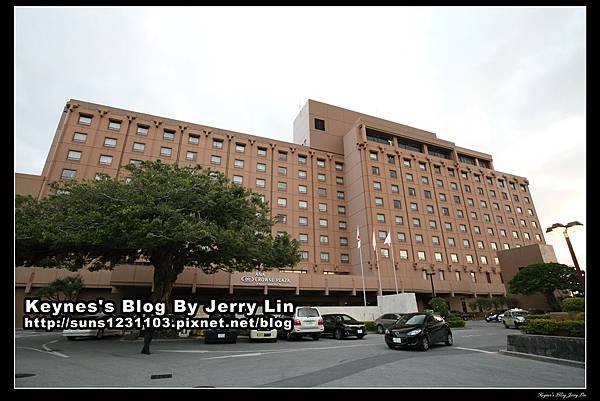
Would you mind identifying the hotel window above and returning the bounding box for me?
[412,218,420,227]
[317,158,326,168]
[439,193,447,202]
[160,147,172,157]
[188,135,199,144]
[78,114,92,125]
[403,159,411,168]
[341,254,350,263]
[186,151,197,161]
[524,232,530,240]
[470,272,477,282]
[395,216,404,225]
[510,182,516,190]
[336,176,344,185]
[381,248,390,258]
[486,272,492,283]
[61,169,77,180]
[234,159,244,168]
[524,196,530,204]
[408,187,416,196]
[466,255,474,264]
[375,197,384,207]
[277,181,287,191]
[278,151,287,161]
[513,194,520,202]
[426,205,434,214]
[278,166,287,176]
[463,239,470,248]
[508,217,515,225]
[256,178,266,188]
[444,222,452,231]
[136,125,149,136]
[520,219,527,227]
[387,154,396,164]
[432,236,440,245]
[108,120,121,130]
[454,271,461,281]
[487,228,494,236]
[389,170,397,179]
[531,221,538,228]
[474,175,481,183]
[512,231,519,239]
[233,176,244,185]
[467,198,474,206]
[490,242,498,250]
[484,214,491,222]
[477,187,484,195]
[424,190,432,199]
[298,154,307,164]
[318,203,327,212]
[235,143,246,153]
[421,176,429,185]
[298,200,308,209]
[535,234,542,241]
[256,163,267,172]
[318,173,326,181]
[298,170,307,179]
[372,166,380,175]
[415,234,423,243]
[434,165,441,174]
[493,203,499,210]
[399,250,409,260]
[477,240,484,249]
[340,237,349,246]
[339,221,347,230]
[73,132,87,142]
[133,142,145,152]
[470,211,477,220]
[397,232,406,242]
[459,224,467,233]
[300,251,309,261]
[418,252,426,261]
[520,184,527,192]
[480,200,488,208]
[373,181,382,190]
[450,182,458,190]
[130,159,142,168]
[257,147,267,157]
[527,209,534,216]
[502,192,509,200]
[299,185,308,194]
[377,214,386,223]
[500,229,507,237]
[480,256,488,265]
[320,235,329,245]
[379,230,387,240]
[494,257,500,265]
[210,155,221,165]
[429,220,437,229]
[405,173,413,181]
[335,205,345,215]
[434,252,443,262]
[498,179,505,188]
[447,237,455,246]
[369,151,378,161]
[442,207,450,216]
[453,195,461,204]
[335,162,344,171]
[319,219,328,228]
[67,150,82,161]
[318,188,326,196]
[436,179,444,188]
[315,118,325,131]
[163,130,175,141]
[99,155,113,165]
[299,216,308,226]
[517,207,523,214]
[464,184,471,193]
[212,139,223,149]
[447,168,455,177]
[486,177,493,185]
[450,254,459,263]
[461,171,468,180]
[410,202,418,211]
[419,162,427,171]
[489,189,496,197]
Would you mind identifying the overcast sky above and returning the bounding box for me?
[14,6,586,269]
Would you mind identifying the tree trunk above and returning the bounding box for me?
[545,292,562,311]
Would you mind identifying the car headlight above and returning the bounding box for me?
[385,329,390,334]
[516,317,525,321]
[407,329,422,336]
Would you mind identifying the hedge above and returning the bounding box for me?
[364,321,378,333]
[522,319,584,337]
[562,297,585,312]
[447,316,466,328]
[526,314,552,321]
[575,312,585,321]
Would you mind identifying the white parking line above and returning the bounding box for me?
[16,346,70,359]
[157,342,379,356]
[41,339,70,358]
[454,346,497,354]
[203,352,264,360]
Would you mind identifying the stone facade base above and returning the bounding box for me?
[507,334,585,362]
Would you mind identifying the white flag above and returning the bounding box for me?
[384,230,392,246]
[372,231,377,251]
[356,226,361,248]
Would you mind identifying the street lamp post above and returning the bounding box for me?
[425,271,437,298]
[546,221,585,290]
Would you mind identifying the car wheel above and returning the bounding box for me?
[334,328,344,340]
[445,332,453,346]
[377,325,385,334]
[96,329,104,339]
[503,322,509,328]
[357,334,365,339]
[420,336,429,351]
[67,336,76,341]
[286,332,295,341]
[312,334,320,341]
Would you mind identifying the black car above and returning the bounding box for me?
[322,314,367,340]
[384,312,453,351]
[203,313,238,344]
[485,311,505,322]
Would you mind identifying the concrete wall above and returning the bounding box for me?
[317,293,418,321]
[507,334,585,362]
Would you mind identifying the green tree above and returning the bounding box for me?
[35,275,84,301]
[427,297,449,318]
[16,161,301,305]
[508,263,582,311]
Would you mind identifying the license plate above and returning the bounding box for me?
[357,330,363,334]
[393,338,402,343]
[257,332,264,337]
[217,333,225,339]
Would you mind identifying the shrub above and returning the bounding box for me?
[522,319,584,337]
[561,297,585,312]
[575,312,585,321]
[446,316,466,328]
[427,297,449,318]
[526,314,552,321]
[364,321,377,333]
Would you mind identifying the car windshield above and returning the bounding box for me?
[339,315,356,321]
[512,311,528,317]
[398,314,427,325]
[297,308,320,317]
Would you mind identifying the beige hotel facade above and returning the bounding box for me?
[15,99,549,323]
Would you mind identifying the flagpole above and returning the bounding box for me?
[358,245,367,308]
[373,232,383,297]
[389,234,399,295]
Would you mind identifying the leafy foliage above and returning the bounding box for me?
[427,297,449,318]
[561,297,585,312]
[522,319,584,337]
[469,296,519,312]
[35,275,84,301]
[16,161,301,302]
[446,316,466,328]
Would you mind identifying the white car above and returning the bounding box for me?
[281,306,324,341]
[63,314,123,340]
[501,308,529,329]
[249,328,277,342]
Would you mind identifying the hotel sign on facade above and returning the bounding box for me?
[232,271,299,288]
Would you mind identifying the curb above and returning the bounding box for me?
[498,349,585,368]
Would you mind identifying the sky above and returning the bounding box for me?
[14,6,586,270]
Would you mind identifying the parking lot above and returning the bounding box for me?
[15,320,585,388]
